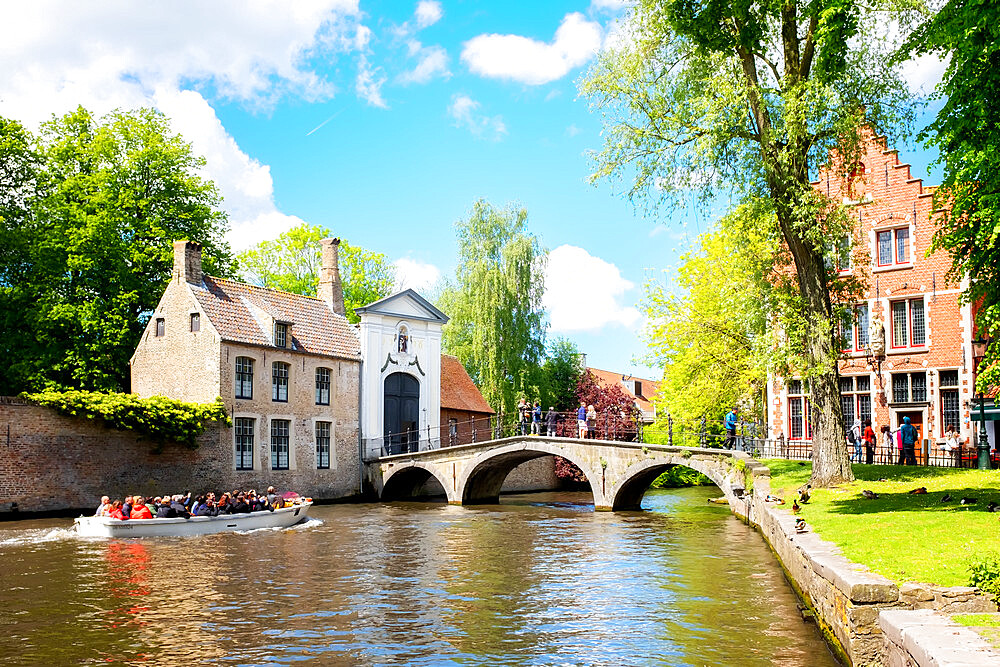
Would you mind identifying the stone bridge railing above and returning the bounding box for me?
[365,436,768,512]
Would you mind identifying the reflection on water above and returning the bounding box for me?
[0,488,838,666]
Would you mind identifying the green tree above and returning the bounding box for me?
[644,204,779,427]
[907,0,1000,391]
[582,0,917,485]
[0,107,234,394]
[237,222,396,323]
[539,337,584,411]
[439,199,547,416]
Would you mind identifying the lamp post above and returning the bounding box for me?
[972,335,991,470]
[977,392,991,470]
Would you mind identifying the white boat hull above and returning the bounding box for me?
[74,502,312,538]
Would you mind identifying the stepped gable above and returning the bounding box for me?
[441,355,495,414]
[193,276,360,359]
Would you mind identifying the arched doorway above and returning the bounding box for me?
[384,372,420,455]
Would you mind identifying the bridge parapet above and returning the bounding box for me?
[367,436,768,512]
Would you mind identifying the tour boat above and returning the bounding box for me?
[74,502,312,538]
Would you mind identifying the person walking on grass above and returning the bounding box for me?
[900,417,918,466]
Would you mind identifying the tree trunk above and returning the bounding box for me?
[783,224,854,486]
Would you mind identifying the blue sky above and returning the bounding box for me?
[1,0,947,380]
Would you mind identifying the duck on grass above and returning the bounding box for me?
[764,460,1000,593]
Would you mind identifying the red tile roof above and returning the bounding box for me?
[587,367,660,414]
[441,355,495,414]
[192,276,360,359]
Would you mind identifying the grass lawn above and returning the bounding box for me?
[763,460,1000,587]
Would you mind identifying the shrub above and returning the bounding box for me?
[968,552,1000,597]
[651,466,712,488]
[22,389,230,451]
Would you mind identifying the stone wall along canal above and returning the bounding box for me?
[0,487,839,665]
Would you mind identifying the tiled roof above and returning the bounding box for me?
[587,367,660,414]
[192,276,360,359]
[441,354,495,414]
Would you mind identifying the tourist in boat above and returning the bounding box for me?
[231,495,251,514]
[96,496,110,516]
[109,500,127,520]
[170,495,191,518]
[155,498,176,518]
[267,486,280,508]
[121,495,133,518]
[130,498,153,519]
[192,495,212,516]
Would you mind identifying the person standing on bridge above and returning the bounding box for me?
[577,402,588,439]
[517,397,530,436]
[532,401,542,435]
[724,406,740,449]
[545,406,558,436]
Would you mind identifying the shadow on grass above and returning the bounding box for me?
[820,488,1000,515]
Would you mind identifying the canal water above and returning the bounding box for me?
[0,487,838,666]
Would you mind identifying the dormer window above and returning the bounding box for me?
[275,322,288,348]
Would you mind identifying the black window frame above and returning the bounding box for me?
[234,417,255,470]
[270,419,290,470]
[315,421,331,469]
[316,367,331,405]
[272,361,289,402]
[235,357,254,400]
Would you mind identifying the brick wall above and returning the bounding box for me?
[0,402,361,515]
[769,136,976,448]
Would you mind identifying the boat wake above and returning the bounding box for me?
[0,526,84,548]
[234,517,323,535]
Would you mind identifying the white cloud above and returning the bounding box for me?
[447,94,506,140]
[398,42,450,84]
[899,53,948,96]
[461,12,602,85]
[0,0,366,249]
[414,0,443,29]
[565,124,581,137]
[356,54,388,107]
[544,245,640,332]
[394,258,442,292]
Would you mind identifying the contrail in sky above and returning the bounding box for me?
[306,109,344,136]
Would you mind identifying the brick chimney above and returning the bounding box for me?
[318,237,345,316]
[173,240,202,285]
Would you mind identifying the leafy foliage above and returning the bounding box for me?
[438,199,547,416]
[23,389,230,450]
[581,0,919,484]
[650,466,712,488]
[576,370,642,440]
[968,552,1000,598]
[0,107,234,394]
[539,337,584,410]
[907,0,1000,392]
[236,222,396,323]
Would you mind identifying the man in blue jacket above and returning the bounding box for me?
[900,416,918,465]
[724,407,740,449]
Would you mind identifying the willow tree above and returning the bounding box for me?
[583,0,917,485]
[438,200,547,416]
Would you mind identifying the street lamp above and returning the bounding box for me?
[971,334,991,470]
[976,391,991,470]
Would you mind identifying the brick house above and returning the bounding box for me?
[587,367,660,425]
[766,136,985,459]
[130,239,363,496]
[440,354,495,446]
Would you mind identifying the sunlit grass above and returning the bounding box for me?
[764,460,1000,586]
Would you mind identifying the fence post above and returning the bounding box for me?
[700,416,707,448]
[668,414,673,447]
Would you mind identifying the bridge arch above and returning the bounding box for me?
[457,441,604,506]
[381,462,453,502]
[608,456,729,511]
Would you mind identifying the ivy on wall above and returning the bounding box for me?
[22,390,230,450]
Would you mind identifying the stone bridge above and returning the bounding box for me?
[366,436,765,512]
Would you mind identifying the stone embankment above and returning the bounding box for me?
[739,464,998,667]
